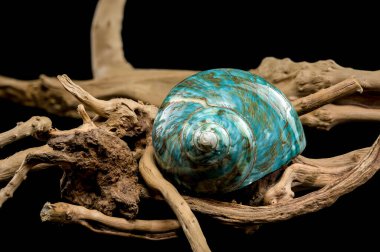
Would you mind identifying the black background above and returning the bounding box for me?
[0,1,379,251]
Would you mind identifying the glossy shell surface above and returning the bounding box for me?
[152,69,306,194]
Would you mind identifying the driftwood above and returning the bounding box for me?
[0,74,377,250]
[40,202,180,240]
[1,61,379,129]
[0,1,379,251]
[1,1,380,130]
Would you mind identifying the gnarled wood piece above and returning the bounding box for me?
[0,1,379,250]
[184,135,380,225]
[301,104,380,130]
[263,147,370,204]
[0,116,51,148]
[252,57,380,98]
[0,0,378,131]
[292,78,362,116]
[0,101,149,218]
[41,202,180,240]
[140,146,211,252]
[0,149,73,207]
[0,145,53,181]
[1,66,378,131]
[56,75,157,158]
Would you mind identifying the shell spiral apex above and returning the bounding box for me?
[152,69,306,194]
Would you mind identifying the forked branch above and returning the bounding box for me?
[185,135,380,225]
[0,150,74,207]
[0,145,53,181]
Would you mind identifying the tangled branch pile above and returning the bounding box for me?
[0,1,379,251]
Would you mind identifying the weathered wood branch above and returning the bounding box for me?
[292,78,362,116]
[263,162,350,205]
[91,0,133,78]
[0,160,32,207]
[1,63,379,130]
[184,135,380,225]
[335,93,380,108]
[0,150,74,207]
[295,148,369,168]
[0,145,53,181]
[252,57,380,98]
[0,1,379,250]
[41,202,180,240]
[0,71,194,115]
[0,116,51,148]
[57,74,158,121]
[140,146,211,252]
[300,104,380,130]
[0,0,379,132]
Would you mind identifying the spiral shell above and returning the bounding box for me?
[152,69,306,194]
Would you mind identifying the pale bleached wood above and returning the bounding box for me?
[91,0,133,78]
[0,145,53,181]
[0,1,379,250]
[0,116,51,148]
[40,202,180,239]
[0,160,32,207]
[261,147,369,204]
[184,136,380,225]
[292,78,362,116]
[0,0,378,131]
[139,146,211,252]
[252,57,380,98]
[301,104,380,130]
[0,150,74,207]
[57,74,158,120]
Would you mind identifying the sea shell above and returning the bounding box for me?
[152,69,306,194]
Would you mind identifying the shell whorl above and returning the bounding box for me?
[183,121,230,164]
[195,129,218,151]
[152,69,306,194]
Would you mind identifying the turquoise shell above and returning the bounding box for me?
[152,69,306,194]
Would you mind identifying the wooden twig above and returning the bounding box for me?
[0,71,193,117]
[78,220,178,240]
[57,74,111,117]
[77,104,96,126]
[0,116,52,148]
[57,74,158,121]
[294,148,369,168]
[301,104,380,130]
[0,160,33,207]
[0,145,53,182]
[292,78,363,116]
[335,93,380,108]
[184,135,380,225]
[139,146,211,252]
[0,150,74,207]
[0,75,85,117]
[0,1,379,133]
[41,202,180,239]
[263,162,350,205]
[2,63,377,130]
[252,57,380,98]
